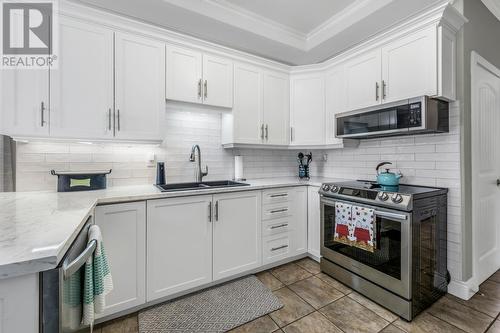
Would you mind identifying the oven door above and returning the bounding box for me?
[320,197,411,299]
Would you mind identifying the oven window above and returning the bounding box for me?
[323,204,402,280]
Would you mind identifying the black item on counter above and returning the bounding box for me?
[51,169,111,192]
[298,152,312,179]
[156,162,166,185]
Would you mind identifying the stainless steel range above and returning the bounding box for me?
[319,180,449,320]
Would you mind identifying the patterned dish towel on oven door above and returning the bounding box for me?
[352,205,376,252]
[334,202,355,245]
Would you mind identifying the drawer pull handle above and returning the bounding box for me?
[270,208,288,214]
[270,193,288,198]
[271,245,288,251]
[270,223,288,230]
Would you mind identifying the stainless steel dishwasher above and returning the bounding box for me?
[40,216,97,332]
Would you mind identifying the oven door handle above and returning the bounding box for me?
[374,210,408,221]
[62,239,97,279]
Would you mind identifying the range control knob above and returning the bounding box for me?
[322,184,331,192]
[378,192,389,201]
[330,186,339,193]
[392,194,404,204]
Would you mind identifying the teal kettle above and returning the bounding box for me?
[376,162,402,186]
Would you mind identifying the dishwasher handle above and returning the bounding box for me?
[62,239,97,279]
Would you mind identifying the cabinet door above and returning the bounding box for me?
[291,187,308,255]
[344,49,382,111]
[95,202,146,317]
[233,63,263,144]
[307,186,321,259]
[166,45,202,104]
[202,55,233,108]
[2,69,49,137]
[146,196,212,301]
[381,26,437,103]
[325,66,346,145]
[213,191,261,280]
[290,74,325,145]
[50,18,114,139]
[115,32,166,141]
[263,71,290,145]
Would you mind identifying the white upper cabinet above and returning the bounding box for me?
[166,46,202,104]
[290,73,326,146]
[263,71,290,145]
[344,49,382,111]
[166,45,233,108]
[114,32,166,141]
[213,191,262,280]
[50,18,114,139]
[202,55,233,108]
[381,26,437,103]
[1,70,49,137]
[325,65,346,145]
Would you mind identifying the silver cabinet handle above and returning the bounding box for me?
[265,124,268,140]
[62,239,97,279]
[270,193,288,198]
[497,179,500,186]
[198,79,202,99]
[270,223,288,230]
[290,127,294,142]
[204,80,207,98]
[270,208,288,214]
[261,124,264,140]
[208,202,212,222]
[382,80,387,99]
[271,244,288,252]
[375,82,380,101]
[215,201,219,221]
[107,108,112,131]
[116,109,121,131]
[40,101,46,127]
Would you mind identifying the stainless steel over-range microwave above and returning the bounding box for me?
[335,96,449,139]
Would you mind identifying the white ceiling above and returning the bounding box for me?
[72,0,449,65]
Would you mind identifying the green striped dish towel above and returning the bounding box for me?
[82,225,113,327]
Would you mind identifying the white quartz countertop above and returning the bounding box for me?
[0,177,344,279]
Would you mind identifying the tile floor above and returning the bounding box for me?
[95,259,500,333]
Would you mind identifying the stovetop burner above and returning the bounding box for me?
[319,180,447,211]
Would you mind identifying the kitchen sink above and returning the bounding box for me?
[156,180,249,192]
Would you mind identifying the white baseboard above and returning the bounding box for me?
[448,278,478,300]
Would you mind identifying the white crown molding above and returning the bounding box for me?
[305,0,394,50]
[482,0,500,21]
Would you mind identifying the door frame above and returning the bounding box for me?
[471,51,500,289]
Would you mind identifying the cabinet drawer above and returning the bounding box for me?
[263,216,292,236]
[262,188,293,205]
[263,234,291,265]
[262,202,292,221]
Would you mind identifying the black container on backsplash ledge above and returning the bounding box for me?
[297,152,312,179]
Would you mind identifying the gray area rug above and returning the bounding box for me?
[138,275,283,333]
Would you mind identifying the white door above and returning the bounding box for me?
[213,191,261,280]
[381,26,437,103]
[290,74,325,145]
[307,186,321,260]
[344,49,382,111]
[233,63,263,144]
[202,55,233,108]
[263,71,290,145]
[291,187,308,255]
[50,18,114,139]
[166,45,202,104]
[115,32,166,141]
[146,196,213,301]
[1,70,49,137]
[95,202,146,317]
[472,52,500,286]
[325,65,346,144]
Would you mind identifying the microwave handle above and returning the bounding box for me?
[62,239,97,279]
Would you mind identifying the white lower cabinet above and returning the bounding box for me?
[291,187,308,255]
[95,202,146,318]
[213,191,262,280]
[0,274,38,333]
[146,196,213,301]
[307,186,321,260]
